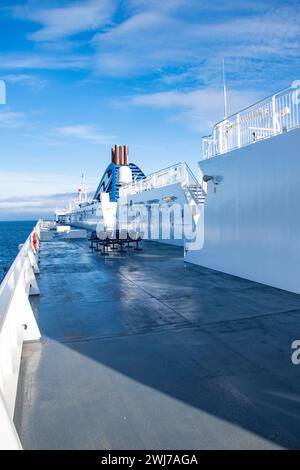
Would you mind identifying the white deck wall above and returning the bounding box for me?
[186,127,300,294]
[120,183,186,246]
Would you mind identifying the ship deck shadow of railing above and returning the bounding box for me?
[33,238,300,450]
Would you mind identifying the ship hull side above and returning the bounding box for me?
[186,127,300,294]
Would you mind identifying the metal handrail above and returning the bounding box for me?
[183,162,202,188]
[120,162,184,196]
[203,81,300,159]
[0,224,36,326]
[120,162,205,203]
[137,162,183,179]
[0,222,41,449]
[120,161,204,198]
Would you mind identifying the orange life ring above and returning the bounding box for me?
[32,232,38,251]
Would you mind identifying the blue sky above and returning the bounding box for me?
[0,0,300,219]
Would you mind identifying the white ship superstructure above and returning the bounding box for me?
[56,82,300,294]
[55,145,145,231]
[2,81,300,450]
[119,82,300,294]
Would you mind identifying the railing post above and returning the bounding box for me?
[219,124,223,154]
[272,95,278,134]
[202,138,206,159]
[237,113,241,148]
[28,247,40,275]
[18,282,41,342]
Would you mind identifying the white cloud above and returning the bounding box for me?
[1,74,47,88]
[0,53,89,71]
[0,192,74,219]
[15,0,116,42]
[188,7,300,57]
[0,111,26,127]
[129,87,262,132]
[91,1,300,78]
[0,171,99,218]
[126,0,268,16]
[4,0,300,86]
[93,12,190,76]
[1,0,299,141]
[0,171,98,198]
[55,124,115,144]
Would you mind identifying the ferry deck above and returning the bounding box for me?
[13,237,300,449]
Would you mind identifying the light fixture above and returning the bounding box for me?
[147,199,160,204]
[203,175,214,182]
[162,196,178,203]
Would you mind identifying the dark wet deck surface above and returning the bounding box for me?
[14,239,300,449]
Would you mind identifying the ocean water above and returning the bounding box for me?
[0,221,36,281]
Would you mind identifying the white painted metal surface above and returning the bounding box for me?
[203,81,300,159]
[62,229,87,239]
[118,165,132,186]
[57,225,71,233]
[0,223,41,449]
[120,163,182,196]
[118,163,205,249]
[187,126,300,294]
[120,162,204,201]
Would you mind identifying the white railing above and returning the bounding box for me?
[39,220,55,231]
[203,81,300,159]
[0,222,41,450]
[120,162,203,198]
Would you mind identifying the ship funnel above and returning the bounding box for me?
[111,144,129,165]
[120,145,125,165]
[115,144,120,165]
[124,145,129,165]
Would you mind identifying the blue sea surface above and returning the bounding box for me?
[0,221,36,282]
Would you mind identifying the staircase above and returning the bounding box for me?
[180,163,205,252]
[186,184,206,205]
[181,163,206,206]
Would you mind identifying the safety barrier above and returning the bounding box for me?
[0,222,41,449]
[203,81,300,158]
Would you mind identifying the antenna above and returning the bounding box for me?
[78,173,87,204]
[223,58,228,119]
[82,173,87,202]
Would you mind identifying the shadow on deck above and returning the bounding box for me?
[14,239,300,449]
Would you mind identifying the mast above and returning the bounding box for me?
[223,58,228,120]
[78,173,87,203]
